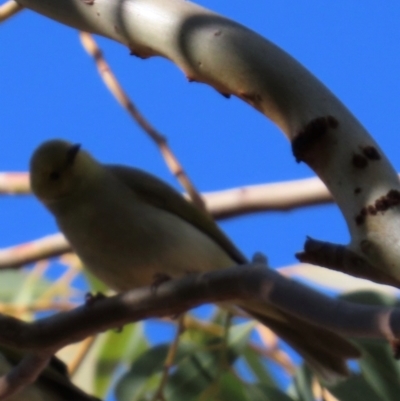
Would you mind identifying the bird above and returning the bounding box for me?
[29,139,360,383]
[0,346,100,401]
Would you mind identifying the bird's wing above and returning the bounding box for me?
[106,165,247,264]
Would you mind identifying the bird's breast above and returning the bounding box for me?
[55,192,234,292]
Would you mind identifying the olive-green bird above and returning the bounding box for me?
[0,346,100,401]
[29,139,360,383]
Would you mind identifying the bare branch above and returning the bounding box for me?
[296,237,400,288]
[202,177,332,218]
[68,336,96,375]
[0,233,70,269]
[0,0,23,23]
[151,315,185,401]
[79,32,206,211]
[0,352,51,400]
[0,173,30,195]
[0,264,399,355]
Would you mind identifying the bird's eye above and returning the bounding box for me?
[49,171,61,181]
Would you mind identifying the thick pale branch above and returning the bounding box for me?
[14,0,400,285]
[0,265,399,355]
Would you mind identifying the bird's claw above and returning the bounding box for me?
[85,292,107,306]
[151,273,172,293]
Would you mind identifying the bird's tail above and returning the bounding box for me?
[240,303,360,384]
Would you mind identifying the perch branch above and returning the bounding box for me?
[151,315,185,401]
[0,264,398,353]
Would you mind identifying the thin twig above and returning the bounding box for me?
[37,258,81,302]
[0,173,29,194]
[79,32,206,211]
[0,233,70,269]
[218,312,232,375]
[0,301,76,315]
[68,336,97,375]
[0,0,23,23]
[249,343,295,375]
[0,353,51,400]
[151,315,185,401]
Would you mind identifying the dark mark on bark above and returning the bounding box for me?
[354,187,362,194]
[375,189,400,212]
[362,145,381,161]
[352,154,368,169]
[355,207,367,225]
[354,189,400,225]
[355,214,365,226]
[292,115,338,163]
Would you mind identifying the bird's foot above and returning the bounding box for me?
[151,273,172,293]
[85,292,107,306]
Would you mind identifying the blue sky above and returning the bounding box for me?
[1,0,400,390]
[2,1,399,269]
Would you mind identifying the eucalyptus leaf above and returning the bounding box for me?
[246,383,296,401]
[94,322,148,398]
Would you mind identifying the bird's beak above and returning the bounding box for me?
[66,143,81,165]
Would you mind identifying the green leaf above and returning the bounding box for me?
[116,321,254,401]
[116,342,198,401]
[356,338,400,401]
[246,383,296,401]
[83,269,109,293]
[340,290,398,307]
[291,365,315,401]
[329,374,383,401]
[228,322,255,353]
[0,270,52,303]
[339,290,400,401]
[94,322,148,398]
[213,372,249,401]
[165,322,254,401]
[242,346,276,386]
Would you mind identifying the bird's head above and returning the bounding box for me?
[29,139,99,203]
